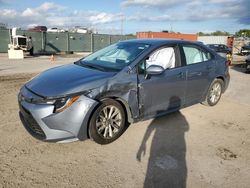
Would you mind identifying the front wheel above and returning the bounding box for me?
[202,79,223,106]
[88,99,126,144]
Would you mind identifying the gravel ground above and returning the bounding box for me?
[0,53,82,76]
[0,55,250,188]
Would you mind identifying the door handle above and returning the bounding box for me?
[188,71,202,77]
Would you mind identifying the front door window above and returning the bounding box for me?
[146,47,176,69]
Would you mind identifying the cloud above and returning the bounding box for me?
[89,12,121,24]
[122,0,249,26]
[0,0,249,34]
[208,0,238,3]
[127,14,173,22]
[20,2,66,18]
[0,2,121,30]
[37,2,65,12]
[21,8,40,17]
[0,9,17,18]
[122,0,188,8]
[185,0,246,22]
[237,0,250,24]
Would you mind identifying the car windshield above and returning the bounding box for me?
[79,42,150,72]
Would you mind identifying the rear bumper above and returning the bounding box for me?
[18,88,98,142]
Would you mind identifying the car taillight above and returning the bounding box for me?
[225,60,231,66]
[226,53,232,66]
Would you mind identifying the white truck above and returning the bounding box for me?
[8,28,33,59]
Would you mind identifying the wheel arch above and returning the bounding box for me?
[201,76,225,103]
[215,76,226,92]
[100,97,134,124]
[201,77,224,106]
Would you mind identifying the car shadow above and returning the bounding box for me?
[137,98,189,188]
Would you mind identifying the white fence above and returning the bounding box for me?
[198,36,228,45]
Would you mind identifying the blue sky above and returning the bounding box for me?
[0,0,249,34]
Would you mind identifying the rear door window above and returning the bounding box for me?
[183,45,212,65]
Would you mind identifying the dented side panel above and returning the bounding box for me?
[89,69,140,122]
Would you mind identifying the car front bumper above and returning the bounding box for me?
[18,86,98,143]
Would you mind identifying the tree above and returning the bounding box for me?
[211,30,230,36]
[197,30,230,36]
[197,32,209,36]
[235,29,250,38]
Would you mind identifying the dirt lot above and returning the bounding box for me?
[0,55,250,188]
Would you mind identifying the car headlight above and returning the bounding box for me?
[53,96,80,113]
[31,91,91,113]
[33,95,80,113]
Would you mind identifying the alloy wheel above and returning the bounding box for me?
[96,105,122,139]
[209,82,222,104]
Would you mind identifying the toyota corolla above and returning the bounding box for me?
[18,39,230,144]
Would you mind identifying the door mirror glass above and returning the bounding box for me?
[146,65,164,75]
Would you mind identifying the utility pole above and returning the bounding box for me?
[120,13,124,35]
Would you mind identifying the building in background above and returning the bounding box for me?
[136,31,198,41]
[69,26,97,34]
[198,36,228,45]
[28,26,47,32]
[198,36,235,53]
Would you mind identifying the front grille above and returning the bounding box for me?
[19,105,46,140]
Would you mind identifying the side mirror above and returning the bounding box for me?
[146,65,164,75]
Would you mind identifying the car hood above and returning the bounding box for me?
[25,64,115,98]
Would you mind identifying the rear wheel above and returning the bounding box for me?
[89,99,126,144]
[202,79,223,106]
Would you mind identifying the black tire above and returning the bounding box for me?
[88,99,126,144]
[202,79,223,106]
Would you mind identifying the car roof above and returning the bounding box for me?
[120,38,200,46]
